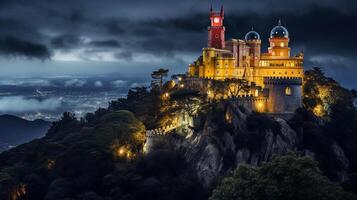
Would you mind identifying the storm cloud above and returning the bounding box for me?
[0,36,50,59]
[0,0,356,87]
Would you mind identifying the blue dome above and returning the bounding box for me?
[245,30,260,40]
[270,21,289,38]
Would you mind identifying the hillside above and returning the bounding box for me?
[0,115,51,152]
[0,68,356,200]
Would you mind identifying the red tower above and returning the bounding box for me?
[208,5,225,49]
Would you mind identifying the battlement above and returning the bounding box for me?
[263,77,302,85]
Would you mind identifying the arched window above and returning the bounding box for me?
[285,87,292,96]
[254,89,259,97]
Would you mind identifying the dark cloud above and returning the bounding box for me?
[51,34,83,49]
[0,0,356,87]
[105,19,126,35]
[0,36,50,59]
[89,39,121,48]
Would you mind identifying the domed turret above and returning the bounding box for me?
[268,20,291,58]
[270,20,289,38]
[245,28,261,67]
[245,29,260,41]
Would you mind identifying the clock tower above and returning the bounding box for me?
[208,6,225,49]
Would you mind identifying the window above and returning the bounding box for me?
[215,34,219,38]
[280,42,284,47]
[255,89,259,97]
[280,52,284,56]
[285,87,292,96]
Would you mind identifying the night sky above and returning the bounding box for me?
[0,0,356,88]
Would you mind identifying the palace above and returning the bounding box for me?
[186,6,304,114]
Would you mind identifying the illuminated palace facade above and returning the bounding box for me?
[187,6,304,113]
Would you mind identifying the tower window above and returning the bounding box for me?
[280,52,284,56]
[215,34,219,38]
[280,42,284,47]
[285,87,292,96]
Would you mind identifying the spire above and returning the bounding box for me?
[251,27,254,31]
[220,5,224,16]
[278,19,282,26]
[210,5,213,13]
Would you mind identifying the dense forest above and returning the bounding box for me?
[0,68,357,200]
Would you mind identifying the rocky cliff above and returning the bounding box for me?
[160,101,352,187]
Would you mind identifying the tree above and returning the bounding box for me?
[210,153,357,200]
[303,67,352,117]
[170,89,205,116]
[209,79,227,100]
[225,78,250,98]
[108,87,160,128]
[151,68,169,90]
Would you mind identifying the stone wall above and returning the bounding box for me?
[264,77,302,113]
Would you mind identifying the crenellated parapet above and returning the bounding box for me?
[263,77,302,85]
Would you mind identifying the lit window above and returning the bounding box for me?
[214,17,220,23]
[280,52,284,56]
[255,89,259,97]
[285,87,292,96]
[280,42,284,47]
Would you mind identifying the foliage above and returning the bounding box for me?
[169,89,206,116]
[0,109,155,200]
[209,79,226,99]
[108,87,160,129]
[46,112,82,139]
[292,68,357,181]
[303,67,352,117]
[208,78,250,100]
[224,78,250,98]
[151,68,169,90]
[101,150,207,200]
[210,153,357,200]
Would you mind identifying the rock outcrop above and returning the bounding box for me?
[159,101,352,187]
